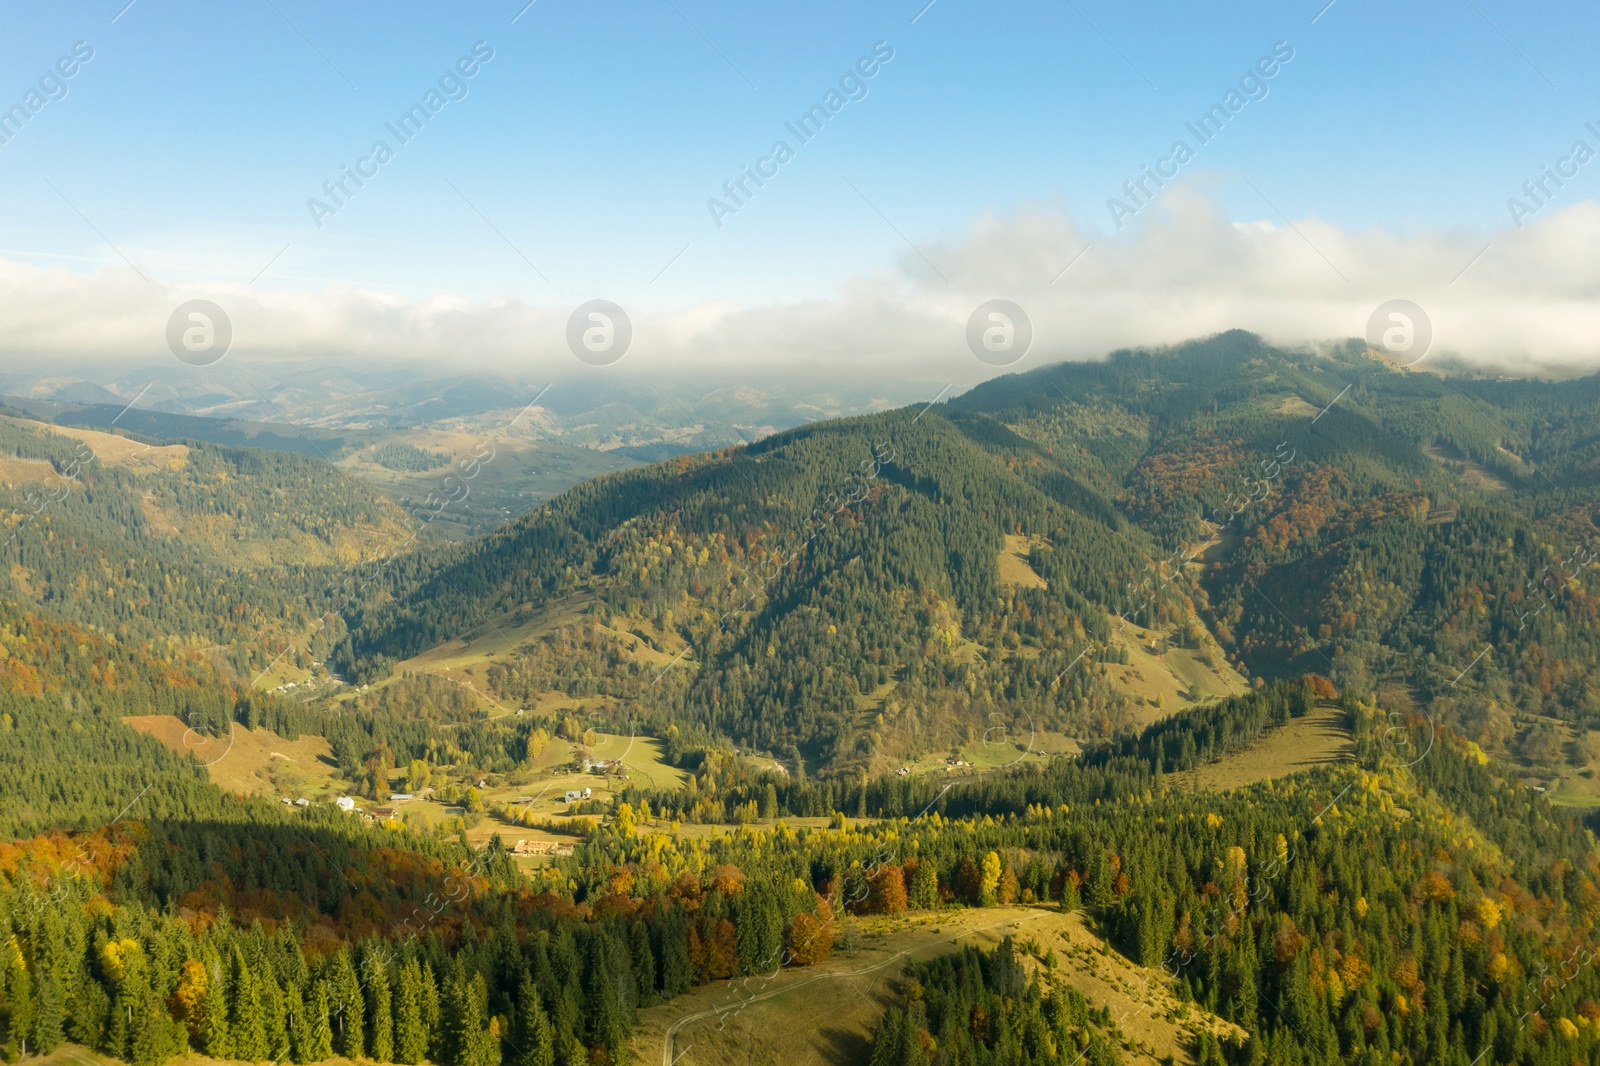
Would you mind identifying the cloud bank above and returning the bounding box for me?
[5,185,1599,379]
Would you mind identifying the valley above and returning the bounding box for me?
[6,333,1600,1066]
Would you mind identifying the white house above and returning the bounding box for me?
[335,796,356,812]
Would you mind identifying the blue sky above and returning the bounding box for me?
[0,0,1596,373]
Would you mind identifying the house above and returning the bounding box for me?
[388,793,415,802]
[371,807,397,819]
[512,839,574,857]
[294,798,310,807]
[561,788,593,803]
[335,796,356,812]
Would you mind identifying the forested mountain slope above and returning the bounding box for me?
[338,332,1600,776]
[0,411,413,680]
[6,327,1600,1066]
[333,409,1159,771]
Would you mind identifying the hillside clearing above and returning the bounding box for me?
[1168,704,1354,792]
[1104,615,1250,728]
[632,905,1240,1066]
[123,715,343,800]
[997,533,1049,588]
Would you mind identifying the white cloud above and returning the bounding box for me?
[4,184,1599,378]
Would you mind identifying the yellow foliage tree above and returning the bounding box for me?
[980,852,1002,906]
[172,959,209,1041]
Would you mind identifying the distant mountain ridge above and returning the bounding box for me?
[336,331,1600,775]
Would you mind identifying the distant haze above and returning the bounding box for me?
[4,190,1598,380]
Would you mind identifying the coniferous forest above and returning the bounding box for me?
[5,335,1600,1065]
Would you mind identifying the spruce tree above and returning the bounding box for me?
[329,950,366,1059]
[129,985,177,1066]
[583,941,627,1066]
[514,976,554,1066]
[2,937,36,1059]
[910,862,939,910]
[31,973,64,1054]
[629,924,656,1004]
[558,1032,588,1066]
[229,949,268,1061]
[202,959,233,1060]
[657,912,691,997]
[286,984,313,1065]
[394,959,428,1065]
[447,971,498,1066]
[69,964,110,1049]
[365,951,395,1063]
[421,963,442,1061]
[306,981,335,1062]
[127,986,159,1066]
[259,964,289,1063]
[867,1006,904,1066]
